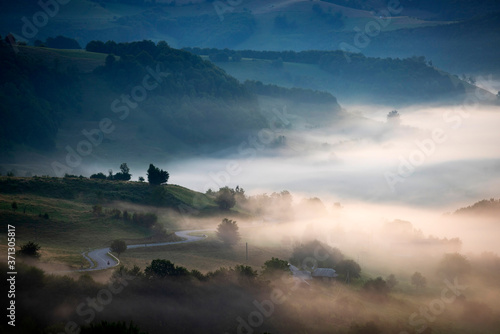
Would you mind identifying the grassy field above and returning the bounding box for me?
[17,45,107,73]
[0,176,218,268]
[119,230,292,273]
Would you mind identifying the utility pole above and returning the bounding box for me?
[246,242,248,261]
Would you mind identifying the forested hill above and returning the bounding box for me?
[186,48,468,104]
[0,39,261,154]
[0,40,81,151]
[0,39,342,158]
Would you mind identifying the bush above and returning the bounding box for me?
[290,240,344,270]
[90,172,107,180]
[262,257,289,276]
[18,241,41,258]
[336,259,361,279]
[132,212,158,228]
[216,218,241,246]
[363,277,389,295]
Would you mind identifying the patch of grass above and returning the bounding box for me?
[119,235,290,273]
[0,176,210,211]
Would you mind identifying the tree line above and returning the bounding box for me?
[89,163,169,185]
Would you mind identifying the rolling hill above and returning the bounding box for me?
[3,0,499,75]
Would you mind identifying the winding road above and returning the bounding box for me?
[78,229,211,272]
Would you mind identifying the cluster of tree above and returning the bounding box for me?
[289,240,362,279]
[91,163,132,181]
[243,80,338,104]
[34,35,81,49]
[453,198,500,216]
[110,239,127,257]
[88,39,250,99]
[147,164,169,186]
[87,39,265,145]
[0,36,81,151]
[318,53,465,101]
[242,190,293,220]
[90,163,169,185]
[92,205,158,228]
[183,47,335,64]
[186,46,467,102]
[205,186,245,211]
[7,248,500,334]
[382,219,463,253]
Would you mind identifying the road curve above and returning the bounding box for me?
[78,229,212,272]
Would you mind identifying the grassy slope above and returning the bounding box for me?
[119,230,291,273]
[208,56,336,93]
[0,176,217,267]
[16,46,109,73]
[1,0,452,49]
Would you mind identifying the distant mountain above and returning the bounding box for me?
[357,12,500,75]
[2,0,499,75]
[322,0,500,20]
[186,48,472,105]
[0,40,267,154]
[0,40,343,176]
[454,198,500,216]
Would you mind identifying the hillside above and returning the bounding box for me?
[188,48,472,105]
[454,198,500,216]
[3,0,499,75]
[0,175,218,266]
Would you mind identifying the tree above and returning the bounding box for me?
[437,253,471,279]
[235,265,258,280]
[411,271,427,289]
[262,257,289,276]
[336,259,361,279]
[11,201,17,212]
[147,164,169,185]
[290,240,344,270]
[138,176,145,182]
[110,239,127,257]
[216,218,241,246]
[386,274,398,290]
[215,187,236,210]
[387,110,401,125]
[144,259,190,279]
[105,54,116,68]
[90,172,107,180]
[114,163,131,181]
[232,53,242,62]
[19,241,41,258]
[363,277,389,295]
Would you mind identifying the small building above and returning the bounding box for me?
[312,268,338,281]
[289,264,311,287]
